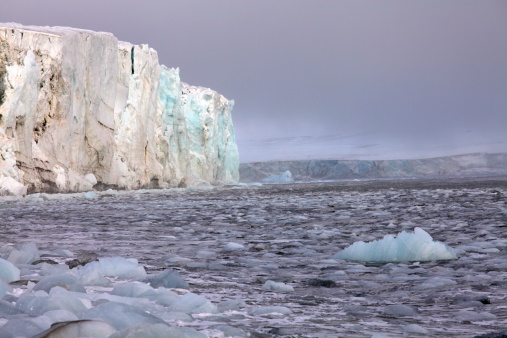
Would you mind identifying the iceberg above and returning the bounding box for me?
[333,227,457,262]
[0,23,239,195]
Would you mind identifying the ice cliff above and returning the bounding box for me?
[0,23,239,195]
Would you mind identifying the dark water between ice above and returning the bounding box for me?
[1,177,507,337]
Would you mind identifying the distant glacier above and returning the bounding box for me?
[240,152,507,183]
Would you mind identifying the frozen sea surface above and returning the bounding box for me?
[0,177,507,337]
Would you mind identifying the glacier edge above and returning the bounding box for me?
[0,23,239,195]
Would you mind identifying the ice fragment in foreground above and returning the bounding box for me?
[109,323,207,338]
[0,299,20,316]
[333,227,457,262]
[167,293,218,314]
[0,258,20,282]
[76,257,146,285]
[7,242,40,264]
[33,272,86,293]
[0,318,45,338]
[148,270,189,289]
[80,301,168,330]
[32,320,116,338]
[111,282,153,297]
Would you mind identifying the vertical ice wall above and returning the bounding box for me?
[0,23,239,195]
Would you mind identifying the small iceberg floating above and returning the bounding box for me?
[333,227,457,262]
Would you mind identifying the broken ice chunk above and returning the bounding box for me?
[7,242,40,264]
[0,317,45,338]
[413,277,457,290]
[82,191,97,199]
[80,301,168,330]
[33,272,86,293]
[0,280,11,299]
[401,324,429,335]
[109,323,206,338]
[48,287,89,315]
[222,242,245,251]
[111,282,153,297]
[42,309,79,323]
[76,257,146,285]
[248,306,293,315]
[16,292,60,315]
[32,320,116,338]
[0,299,22,316]
[0,258,20,282]
[333,227,457,262]
[167,293,218,314]
[262,280,294,292]
[383,304,419,316]
[148,270,189,290]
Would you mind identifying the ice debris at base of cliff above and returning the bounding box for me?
[333,227,457,262]
[0,23,239,195]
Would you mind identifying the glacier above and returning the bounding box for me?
[0,23,239,195]
[240,152,507,183]
[333,227,457,262]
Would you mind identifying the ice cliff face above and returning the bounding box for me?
[0,23,239,195]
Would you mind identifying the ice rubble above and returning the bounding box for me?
[0,23,239,196]
[0,241,297,337]
[333,227,457,262]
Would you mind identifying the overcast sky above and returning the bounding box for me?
[1,1,506,162]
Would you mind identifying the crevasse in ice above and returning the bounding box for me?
[333,227,457,262]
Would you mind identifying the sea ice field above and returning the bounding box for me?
[0,177,506,337]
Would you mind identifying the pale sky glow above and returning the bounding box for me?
[1,1,506,162]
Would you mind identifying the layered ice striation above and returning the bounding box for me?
[0,23,239,195]
[333,227,457,262]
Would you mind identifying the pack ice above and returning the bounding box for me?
[0,23,239,196]
[333,227,457,262]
